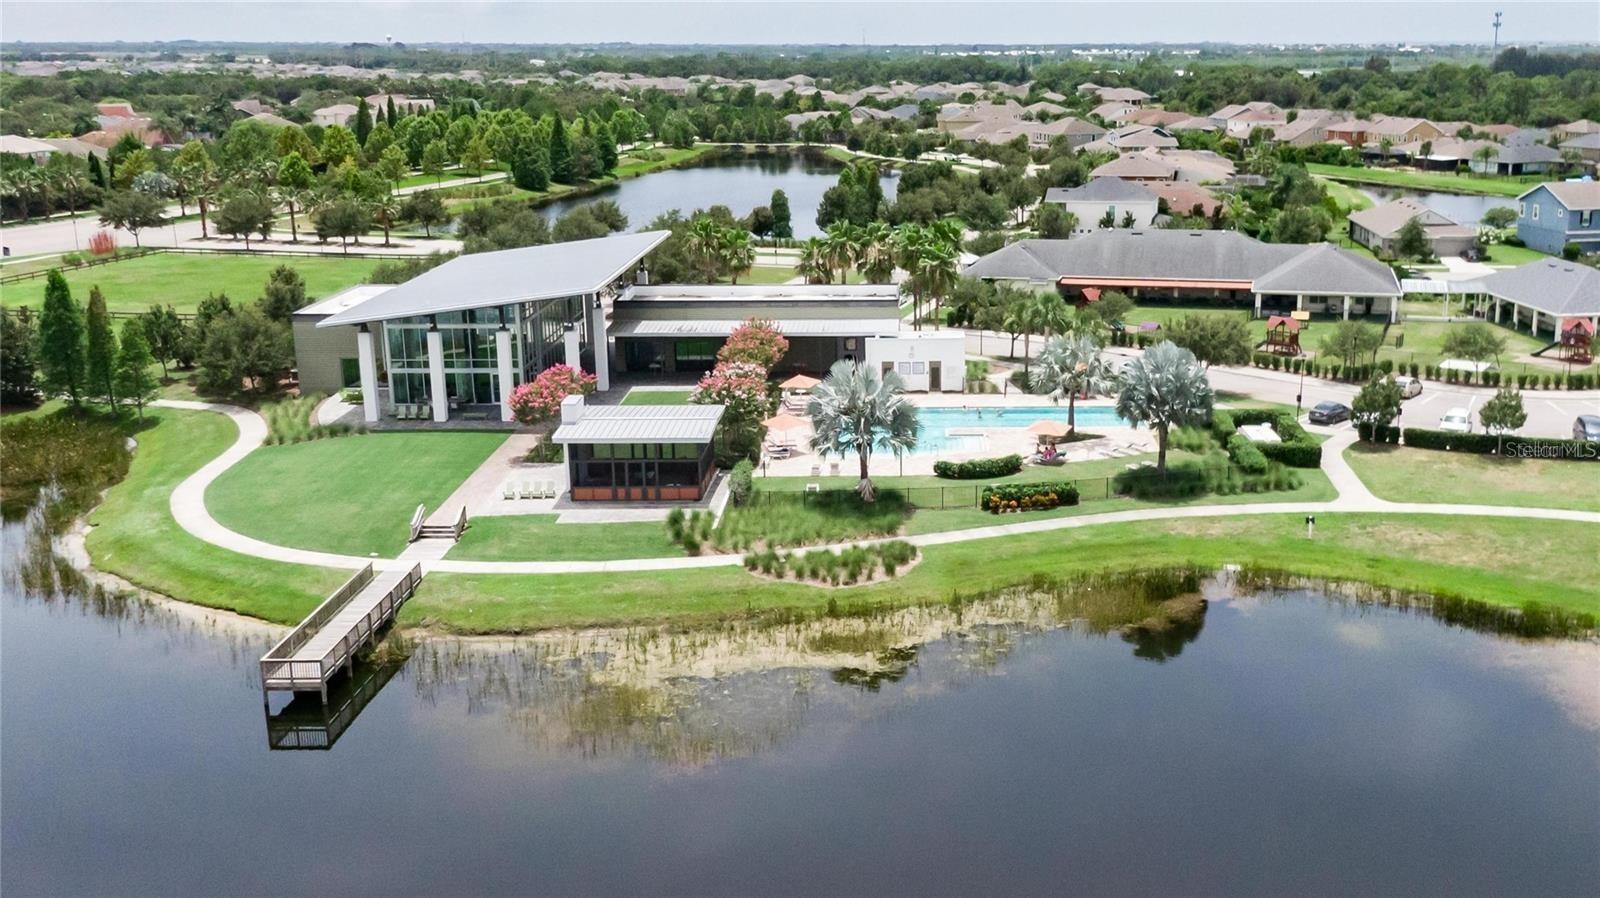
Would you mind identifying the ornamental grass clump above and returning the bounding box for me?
[741,540,918,585]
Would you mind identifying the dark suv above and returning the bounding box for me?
[1308,401,1351,425]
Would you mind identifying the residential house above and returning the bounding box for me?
[1145,181,1222,219]
[1090,101,1140,123]
[1089,154,1177,182]
[1552,120,1600,143]
[230,98,272,117]
[247,112,296,129]
[312,103,358,127]
[1043,178,1161,232]
[1025,101,1069,118]
[1559,132,1600,168]
[1365,115,1444,144]
[1127,108,1191,129]
[1516,181,1600,255]
[1079,124,1179,153]
[1347,199,1478,258]
[936,100,1023,130]
[1223,108,1288,140]
[365,93,437,114]
[1209,101,1284,126]
[884,104,922,121]
[1168,116,1222,133]
[1468,140,1562,176]
[0,134,56,163]
[1095,87,1152,106]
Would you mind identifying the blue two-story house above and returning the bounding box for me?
[1516,181,1600,255]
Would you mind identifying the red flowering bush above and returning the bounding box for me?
[87,230,118,256]
[716,318,788,370]
[508,364,596,424]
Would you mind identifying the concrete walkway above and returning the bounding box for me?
[154,400,1600,578]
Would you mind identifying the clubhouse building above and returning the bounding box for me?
[962,230,1405,321]
[294,231,962,425]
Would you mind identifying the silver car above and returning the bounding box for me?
[1393,375,1422,398]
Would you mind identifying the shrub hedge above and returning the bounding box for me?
[1230,409,1323,467]
[981,481,1080,513]
[1225,432,1270,474]
[934,453,1024,479]
[1401,427,1599,460]
[1113,453,1303,499]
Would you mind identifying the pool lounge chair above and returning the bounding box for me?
[540,481,555,499]
[765,443,792,460]
[519,481,536,500]
[502,482,517,500]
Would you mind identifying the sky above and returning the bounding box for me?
[3,1,1597,46]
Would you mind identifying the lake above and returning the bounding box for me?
[538,148,899,238]
[3,519,1597,896]
[1358,186,1514,226]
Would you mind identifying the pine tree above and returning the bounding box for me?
[593,118,618,175]
[114,319,157,420]
[259,265,307,323]
[770,189,793,239]
[549,115,574,184]
[386,96,398,127]
[84,286,118,407]
[37,270,86,405]
[354,98,374,146]
[87,153,107,189]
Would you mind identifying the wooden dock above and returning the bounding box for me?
[259,563,422,706]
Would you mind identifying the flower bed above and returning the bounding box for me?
[980,481,1080,514]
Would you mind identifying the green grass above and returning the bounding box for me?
[395,167,501,189]
[83,407,348,625]
[447,514,683,562]
[1125,304,1251,329]
[1346,443,1600,512]
[404,513,1600,633]
[206,430,507,557]
[1378,319,1593,374]
[1477,242,1551,265]
[613,144,720,178]
[1306,162,1536,197]
[713,491,911,551]
[621,389,695,406]
[2,253,383,315]
[738,264,799,285]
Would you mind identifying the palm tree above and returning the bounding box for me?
[807,359,919,502]
[718,227,755,284]
[10,168,41,222]
[891,224,930,327]
[193,174,220,239]
[823,221,860,285]
[1029,333,1117,433]
[685,216,724,282]
[1114,341,1214,476]
[1377,137,1394,167]
[856,221,896,283]
[797,237,831,284]
[274,184,308,243]
[913,238,959,329]
[1471,144,1500,177]
[370,193,401,247]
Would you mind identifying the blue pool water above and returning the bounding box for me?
[913,405,1132,455]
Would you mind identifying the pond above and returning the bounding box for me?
[3,517,1597,896]
[538,148,898,238]
[1358,186,1515,226]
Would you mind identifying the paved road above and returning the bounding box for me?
[150,401,1600,577]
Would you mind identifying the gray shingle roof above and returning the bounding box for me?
[1476,259,1600,317]
[961,230,1401,296]
[317,231,669,327]
[1045,177,1158,204]
[553,404,725,444]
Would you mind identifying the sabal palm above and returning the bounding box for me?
[797,237,831,284]
[823,221,860,285]
[685,217,724,282]
[856,221,895,283]
[807,359,919,502]
[1029,334,1117,432]
[1113,341,1214,476]
[274,185,308,243]
[915,240,959,328]
[718,228,755,284]
[891,224,928,326]
[371,193,401,246]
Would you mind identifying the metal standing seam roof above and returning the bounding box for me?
[610,317,903,338]
[315,230,671,328]
[294,283,395,318]
[552,404,726,444]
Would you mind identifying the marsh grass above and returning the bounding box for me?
[745,541,920,586]
[712,492,910,551]
[262,393,365,445]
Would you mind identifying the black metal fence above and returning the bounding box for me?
[757,476,1124,510]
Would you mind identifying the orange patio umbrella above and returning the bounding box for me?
[1027,420,1071,438]
[763,412,809,432]
[780,374,821,391]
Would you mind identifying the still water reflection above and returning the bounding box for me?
[3,519,1596,896]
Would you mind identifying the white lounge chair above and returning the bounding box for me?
[765,444,792,460]
[810,464,821,477]
[502,482,517,500]
[540,480,555,499]
[828,461,841,476]
[519,481,535,500]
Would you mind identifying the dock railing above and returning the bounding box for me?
[259,563,422,694]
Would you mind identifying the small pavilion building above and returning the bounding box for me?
[552,396,724,502]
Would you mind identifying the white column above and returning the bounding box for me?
[1342,295,1351,320]
[1253,293,1262,318]
[1295,294,1305,312]
[356,325,380,424]
[495,327,514,422]
[590,297,610,392]
[426,327,448,422]
[1495,299,1503,324]
[563,324,582,370]
[1389,297,1398,324]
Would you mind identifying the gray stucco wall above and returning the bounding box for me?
[292,316,361,395]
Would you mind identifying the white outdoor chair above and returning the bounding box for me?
[502,482,517,500]
[519,481,535,500]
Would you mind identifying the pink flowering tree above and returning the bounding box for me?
[692,360,778,462]
[508,364,597,424]
[716,318,789,370]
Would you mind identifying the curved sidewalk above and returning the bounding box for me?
[156,401,1600,577]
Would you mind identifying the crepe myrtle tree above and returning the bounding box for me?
[715,318,789,370]
[1114,341,1214,476]
[508,364,596,424]
[807,359,919,502]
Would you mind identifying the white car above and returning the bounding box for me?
[1393,375,1423,398]
[1438,408,1473,433]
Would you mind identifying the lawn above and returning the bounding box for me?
[206,430,507,557]
[1305,162,1538,197]
[1378,319,1592,374]
[448,514,683,561]
[2,253,383,315]
[1346,443,1600,512]
[756,451,1147,493]
[84,408,349,625]
[739,264,799,285]
[1477,241,1551,265]
[1125,303,1251,329]
[395,167,502,189]
[613,144,720,179]
[404,513,1600,633]
[621,389,695,405]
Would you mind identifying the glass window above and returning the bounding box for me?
[1531,204,1539,220]
[912,361,926,374]
[339,358,361,388]
[898,361,913,374]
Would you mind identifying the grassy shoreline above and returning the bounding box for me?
[1305,162,1535,197]
[68,409,1600,634]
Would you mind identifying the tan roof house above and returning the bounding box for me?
[1348,199,1477,259]
[312,104,359,127]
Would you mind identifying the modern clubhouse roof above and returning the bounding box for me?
[316,230,671,328]
[962,230,1403,297]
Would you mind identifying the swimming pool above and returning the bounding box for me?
[912,405,1132,455]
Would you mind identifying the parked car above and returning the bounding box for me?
[1575,415,1600,443]
[1308,401,1351,425]
[1439,408,1473,433]
[1393,375,1423,398]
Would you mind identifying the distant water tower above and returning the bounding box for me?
[1492,11,1503,51]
